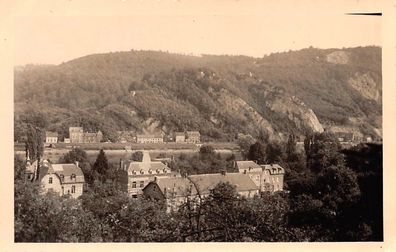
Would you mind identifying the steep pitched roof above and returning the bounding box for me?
[155,177,192,198]
[126,151,171,175]
[149,173,258,198]
[45,131,58,137]
[189,173,258,194]
[236,161,262,171]
[261,164,285,174]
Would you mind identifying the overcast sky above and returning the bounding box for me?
[13,0,382,65]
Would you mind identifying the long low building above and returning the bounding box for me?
[136,134,164,144]
[143,172,259,212]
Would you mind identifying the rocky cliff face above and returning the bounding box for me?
[348,72,381,102]
[267,95,324,133]
[216,89,275,138]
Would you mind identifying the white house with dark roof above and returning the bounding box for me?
[117,151,179,197]
[45,131,58,144]
[26,159,85,198]
[143,172,259,212]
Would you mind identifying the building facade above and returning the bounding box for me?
[236,161,285,192]
[174,132,186,143]
[69,127,102,143]
[143,172,259,212]
[136,134,164,144]
[116,151,178,197]
[45,131,58,144]
[25,159,85,198]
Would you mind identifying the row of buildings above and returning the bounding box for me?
[116,152,284,211]
[117,131,201,144]
[24,151,285,211]
[45,128,201,144]
[44,127,103,144]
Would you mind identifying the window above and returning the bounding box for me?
[49,177,53,184]
[132,181,137,188]
[71,186,75,194]
[140,181,144,188]
[60,175,64,182]
[276,177,279,182]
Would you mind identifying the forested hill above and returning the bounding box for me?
[14,46,382,142]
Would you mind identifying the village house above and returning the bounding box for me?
[185,131,201,143]
[143,172,259,212]
[69,127,103,143]
[333,132,355,142]
[116,151,179,197]
[45,131,58,144]
[69,127,84,143]
[174,132,186,143]
[136,134,164,144]
[236,161,285,192]
[25,158,85,198]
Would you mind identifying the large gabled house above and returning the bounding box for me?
[235,161,285,192]
[116,151,179,197]
[25,158,85,198]
[143,172,259,212]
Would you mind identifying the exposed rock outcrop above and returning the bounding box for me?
[348,72,380,102]
[267,95,324,133]
[326,51,350,64]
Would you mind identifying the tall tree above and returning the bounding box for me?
[93,149,109,182]
[25,125,44,161]
[247,141,267,164]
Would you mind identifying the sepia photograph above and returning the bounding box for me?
[2,0,394,248]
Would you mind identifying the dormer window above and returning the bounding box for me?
[70,174,76,180]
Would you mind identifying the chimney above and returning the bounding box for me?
[75,161,79,167]
[154,176,158,182]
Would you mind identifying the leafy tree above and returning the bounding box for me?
[304,132,344,173]
[247,141,267,164]
[15,180,101,242]
[131,151,143,162]
[265,141,284,164]
[199,145,215,156]
[14,156,26,182]
[236,134,255,160]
